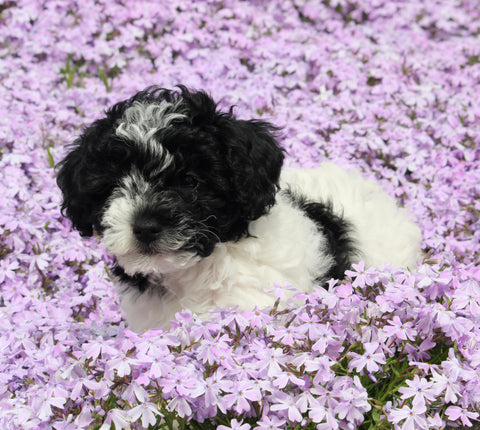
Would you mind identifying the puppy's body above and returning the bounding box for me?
[282,166,421,271]
[118,191,326,331]
[118,165,421,331]
[57,86,422,331]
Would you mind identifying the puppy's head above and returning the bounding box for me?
[57,86,284,275]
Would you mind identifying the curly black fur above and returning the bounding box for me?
[111,263,150,293]
[283,189,358,280]
[56,86,285,256]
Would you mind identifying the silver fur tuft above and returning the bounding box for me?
[115,100,187,167]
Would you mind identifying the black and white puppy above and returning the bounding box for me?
[57,86,422,331]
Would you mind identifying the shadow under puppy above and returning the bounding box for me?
[57,86,422,332]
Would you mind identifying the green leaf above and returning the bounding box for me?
[97,67,111,92]
[46,145,55,168]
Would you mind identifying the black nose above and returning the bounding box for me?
[133,217,162,244]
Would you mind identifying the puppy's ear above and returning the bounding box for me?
[56,116,123,236]
[224,119,284,221]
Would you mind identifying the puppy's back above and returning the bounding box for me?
[280,163,422,270]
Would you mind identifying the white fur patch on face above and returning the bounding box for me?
[101,173,142,257]
[115,99,186,165]
[101,168,200,275]
[116,251,200,276]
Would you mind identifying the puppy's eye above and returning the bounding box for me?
[182,174,198,187]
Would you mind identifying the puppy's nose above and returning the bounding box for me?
[133,217,162,244]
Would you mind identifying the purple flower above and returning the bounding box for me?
[451,279,480,314]
[168,395,193,418]
[127,402,162,428]
[83,337,118,360]
[445,405,479,427]
[255,415,286,429]
[389,403,428,430]
[223,381,262,414]
[242,308,272,328]
[303,355,336,385]
[270,393,304,422]
[197,333,232,364]
[383,315,417,341]
[348,341,386,373]
[122,382,148,403]
[193,368,231,408]
[334,282,362,307]
[35,389,67,421]
[335,376,371,424]
[345,261,377,288]
[431,368,462,403]
[308,400,339,429]
[264,282,296,300]
[398,375,436,407]
[106,354,140,377]
[99,409,130,430]
[296,311,321,337]
[273,369,306,389]
[257,347,288,378]
[427,413,446,429]
[162,369,200,397]
[311,323,341,355]
[404,338,436,361]
[271,325,302,346]
[0,258,19,283]
[218,418,251,430]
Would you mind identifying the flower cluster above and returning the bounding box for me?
[1,0,479,429]
[2,264,480,429]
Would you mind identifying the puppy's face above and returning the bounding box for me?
[57,86,284,275]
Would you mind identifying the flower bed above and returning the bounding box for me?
[0,0,479,428]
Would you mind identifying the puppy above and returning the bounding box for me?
[57,86,422,331]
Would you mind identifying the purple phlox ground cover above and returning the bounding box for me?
[0,0,480,428]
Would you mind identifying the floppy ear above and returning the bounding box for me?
[56,116,123,236]
[224,119,284,221]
